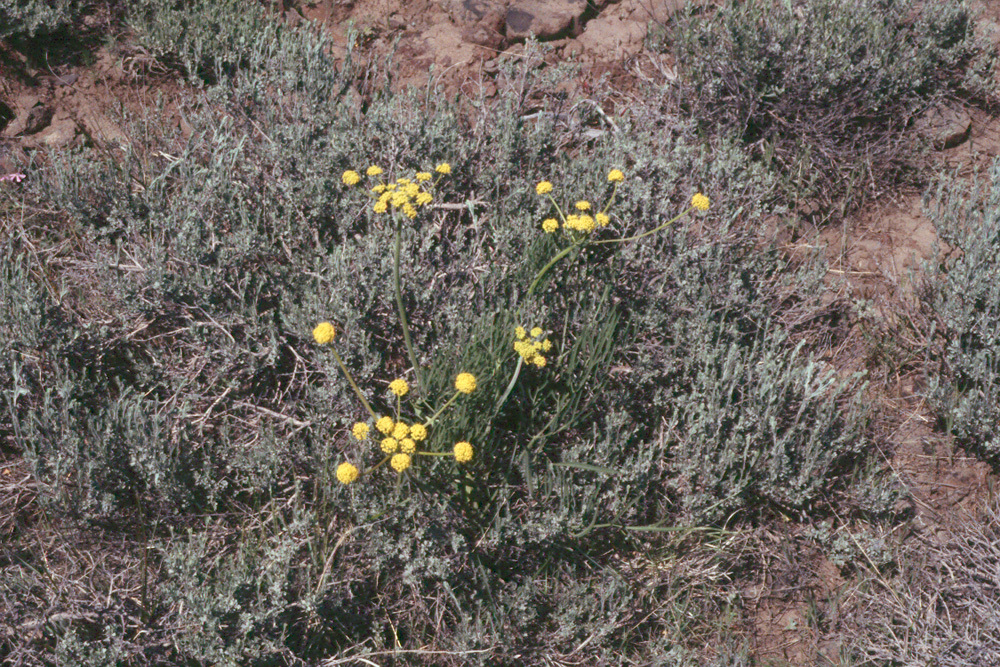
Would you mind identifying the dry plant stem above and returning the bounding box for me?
[394,218,425,396]
[330,346,377,422]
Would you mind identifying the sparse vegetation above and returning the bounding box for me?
[2,0,999,664]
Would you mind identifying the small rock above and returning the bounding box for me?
[916,103,971,150]
[21,104,54,136]
[35,118,80,149]
[506,0,591,41]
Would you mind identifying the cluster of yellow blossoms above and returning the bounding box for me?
[313,319,478,485]
[536,169,623,237]
[341,163,450,218]
[513,326,553,368]
[536,168,709,236]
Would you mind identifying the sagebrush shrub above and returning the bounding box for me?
[668,0,995,214]
[0,0,80,37]
[920,159,1000,459]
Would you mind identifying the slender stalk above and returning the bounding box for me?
[330,346,377,421]
[591,206,695,246]
[495,356,524,411]
[393,219,425,396]
[527,242,581,296]
[425,390,462,425]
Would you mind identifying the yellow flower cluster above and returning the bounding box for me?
[313,321,336,344]
[514,326,552,368]
[535,169,623,237]
[336,462,359,484]
[376,417,423,456]
[332,371,478,484]
[453,441,474,463]
[691,193,710,211]
[342,164,451,218]
[455,372,477,394]
[565,214,596,233]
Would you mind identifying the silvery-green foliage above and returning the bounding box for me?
[669,0,995,212]
[0,0,79,37]
[920,159,1000,457]
[6,1,874,662]
[129,0,272,85]
[159,519,313,666]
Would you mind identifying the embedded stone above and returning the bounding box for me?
[917,103,972,150]
[506,0,592,41]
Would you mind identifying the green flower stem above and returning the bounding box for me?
[591,206,695,246]
[366,455,392,475]
[547,193,567,224]
[527,242,583,296]
[601,182,619,215]
[495,356,524,411]
[330,346,378,422]
[393,218,426,396]
[419,450,453,457]
[425,389,462,426]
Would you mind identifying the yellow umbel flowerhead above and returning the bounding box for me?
[542,218,559,233]
[514,326,552,367]
[391,453,412,472]
[313,322,336,344]
[410,423,428,441]
[691,193,710,211]
[376,416,395,435]
[392,422,410,439]
[436,163,451,175]
[575,200,591,211]
[336,462,359,484]
[342,170,361,186]
[415,191,433,206]
[455,372,477,394]
[595,212,610,227]
[389,378,409,397]
[607,169,624,183]
[352,422,370,441]
[403,203,418,219]
[536,180,553,195]
[381,437,399,453]
[454,441,474,463]
[373,200,389,214]
[366,165,383,177]
[400,437,416,454]
[416,172,432,182]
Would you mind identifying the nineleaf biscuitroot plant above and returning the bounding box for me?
[315,163,478,486]
[318,163,710,503]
